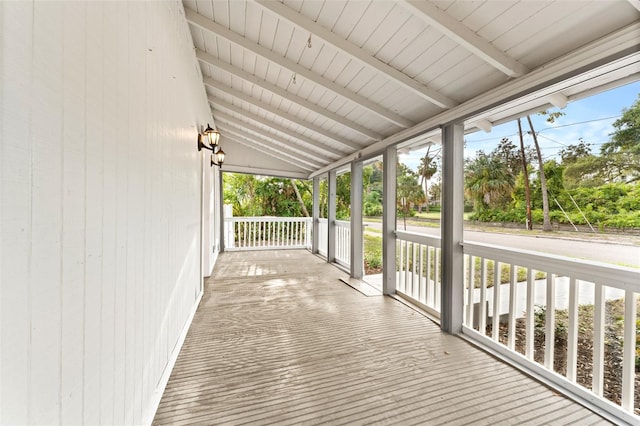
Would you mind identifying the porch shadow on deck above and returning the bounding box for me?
[153,250,609,425]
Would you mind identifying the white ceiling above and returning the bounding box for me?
[183,0,640,178]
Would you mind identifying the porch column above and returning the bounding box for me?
[382,146,397,295]
[327,170,337,264]
[312,176,320,254]
[440,122,465,334]
[219,168,225,252]
[350,161,363,279]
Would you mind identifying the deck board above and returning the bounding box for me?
[153,250,609,425]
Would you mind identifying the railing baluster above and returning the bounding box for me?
[567,277,579,382]
[525,268,535,359]
[434,247,440,311]
[479,257,487,335]
[544,273,555,370]
[426,246,432,307]
[466,254,475,329]
[405,241,410,294]
[492,261,501,341]
[418,244,424,303]
[593,283,605,397]
[507,263,517,350]
[622,289,636,411]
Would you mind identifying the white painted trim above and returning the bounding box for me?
[185,8,414,128]
[401,0,528,78]
[196,49,380,141]
[144,289,204,426]
[254,0,457,109]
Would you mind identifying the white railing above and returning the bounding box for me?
[224,217,312,251]
[463,241,640,421]
[396,231,442,318]
[318,218,328,257]
[335,220,350,268]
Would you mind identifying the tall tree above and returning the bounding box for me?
[290,179,309,217]
[528,114,553,231]
[517,119,533,230]
[417,146,440,212]
[464,153,515,212]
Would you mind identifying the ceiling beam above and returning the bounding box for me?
[253,0,457,109]
[224,135,314,173]
[309,22,640,178]
[219,124,326,169]
[213,108,339,162]
[204,79,360,151]
[401,0,529,78]
[196,49,381,141]
[219,122,327,169]
[186,8,414,128]
[211,98,343,158]
[221,130,319,171]
[220,164,309,180]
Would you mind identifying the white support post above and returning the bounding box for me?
[327,170,337,264]
[312,176,320,254]
[440,122,465,334]
[219,169,226,252]
[382,146,397,295]
[350,162,363,279]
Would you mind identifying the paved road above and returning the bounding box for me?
[364,221,640,268]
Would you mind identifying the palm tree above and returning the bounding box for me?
[417,146,440,212]
[465,154,515,212]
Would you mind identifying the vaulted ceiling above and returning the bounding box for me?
[183,0,640,178]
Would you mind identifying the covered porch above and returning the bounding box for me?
[154,250,607,425]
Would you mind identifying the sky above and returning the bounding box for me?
[399,80,640,172]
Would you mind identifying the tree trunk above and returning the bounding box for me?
[290,179,310,217]
[526,116,552,232]
[517,118,533,230]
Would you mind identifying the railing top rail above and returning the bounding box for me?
[396,230,441,248]
[335,220,350,227]
[463,240,640,292]
[224,216,312,223]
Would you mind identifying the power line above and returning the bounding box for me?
[466,114,622,144]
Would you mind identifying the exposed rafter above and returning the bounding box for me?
[401,0,529,78]
[212,108,339,162]
[221,129,320,171]
[218,121,328,168]
[185,8,415,128]
[253,0,457,109]
[204,79,361,151]
[195,49,381,141]
[225,134,314,173]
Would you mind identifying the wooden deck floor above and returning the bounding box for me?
[153,250,609,425]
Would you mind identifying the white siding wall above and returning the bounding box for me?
[0,1,213,424]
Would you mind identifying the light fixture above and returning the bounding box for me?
[211,149,225,168]
[197,124,225,168]
[203,123,220,147]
